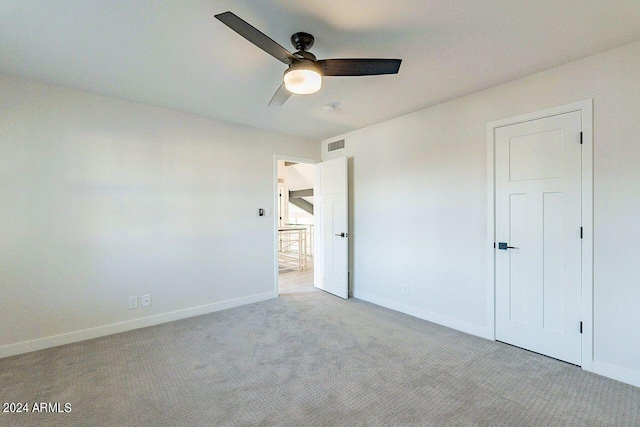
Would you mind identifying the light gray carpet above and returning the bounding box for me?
[1,288,639,426]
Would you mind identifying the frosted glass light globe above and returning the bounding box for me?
[284,68,322,95]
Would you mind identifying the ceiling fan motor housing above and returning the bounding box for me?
[285,59,323,75]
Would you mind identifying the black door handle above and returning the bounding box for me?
[334,232,349,238]
[498,242,518,250]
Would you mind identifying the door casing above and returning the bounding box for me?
[486,100,593,371]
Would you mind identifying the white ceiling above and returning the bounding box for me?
[1,1,640,140]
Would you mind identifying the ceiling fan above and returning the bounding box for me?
[214,11,402,107]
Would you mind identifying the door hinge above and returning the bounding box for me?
[580,131,583,144]
[580,227,583,239]
[493,242,496,249]
[580,321,583,334]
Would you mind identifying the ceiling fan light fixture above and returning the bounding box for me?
[283,65,322,95]
[215,12,402,106]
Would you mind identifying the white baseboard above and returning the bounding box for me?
[592,360,640,388]
[0,291,277,359]
[353,290,492,340]
[353,292,640,389]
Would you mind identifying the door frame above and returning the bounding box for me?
[486,99,593,371]
[273,154,320,296]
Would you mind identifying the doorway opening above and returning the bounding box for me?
[275,157,317,295]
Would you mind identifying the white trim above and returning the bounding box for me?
[486,99,594,370]
[580,101,594,372]
[0,291,276,359]
[592,360,640,388]
[486,124,496,340]
[354,290,493,340]
[273,154,320,296]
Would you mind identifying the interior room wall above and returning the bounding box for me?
[322,41,640,387]
[0,75,319,357]
[286,163,314,192]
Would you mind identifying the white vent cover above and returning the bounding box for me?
[328,139,345,152]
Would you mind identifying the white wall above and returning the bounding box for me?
[0,75,319,356]
[323,41,640,387]
[285,162,314,192]
[277,161,314,224]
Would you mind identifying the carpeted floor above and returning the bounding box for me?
[1,287,639,426]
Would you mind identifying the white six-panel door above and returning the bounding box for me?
[314,157,348,299]
[495,111,582,365]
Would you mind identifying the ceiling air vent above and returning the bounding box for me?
[328,139,345,152]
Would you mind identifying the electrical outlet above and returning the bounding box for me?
[128,296,138,309]
[141,294,152,307]
[402,284,409,295]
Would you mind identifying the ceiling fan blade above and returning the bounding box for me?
[215,11,297,64]
[268,83,292,107]
[318,59,402,76]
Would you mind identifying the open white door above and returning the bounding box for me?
[314,157,348,299]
